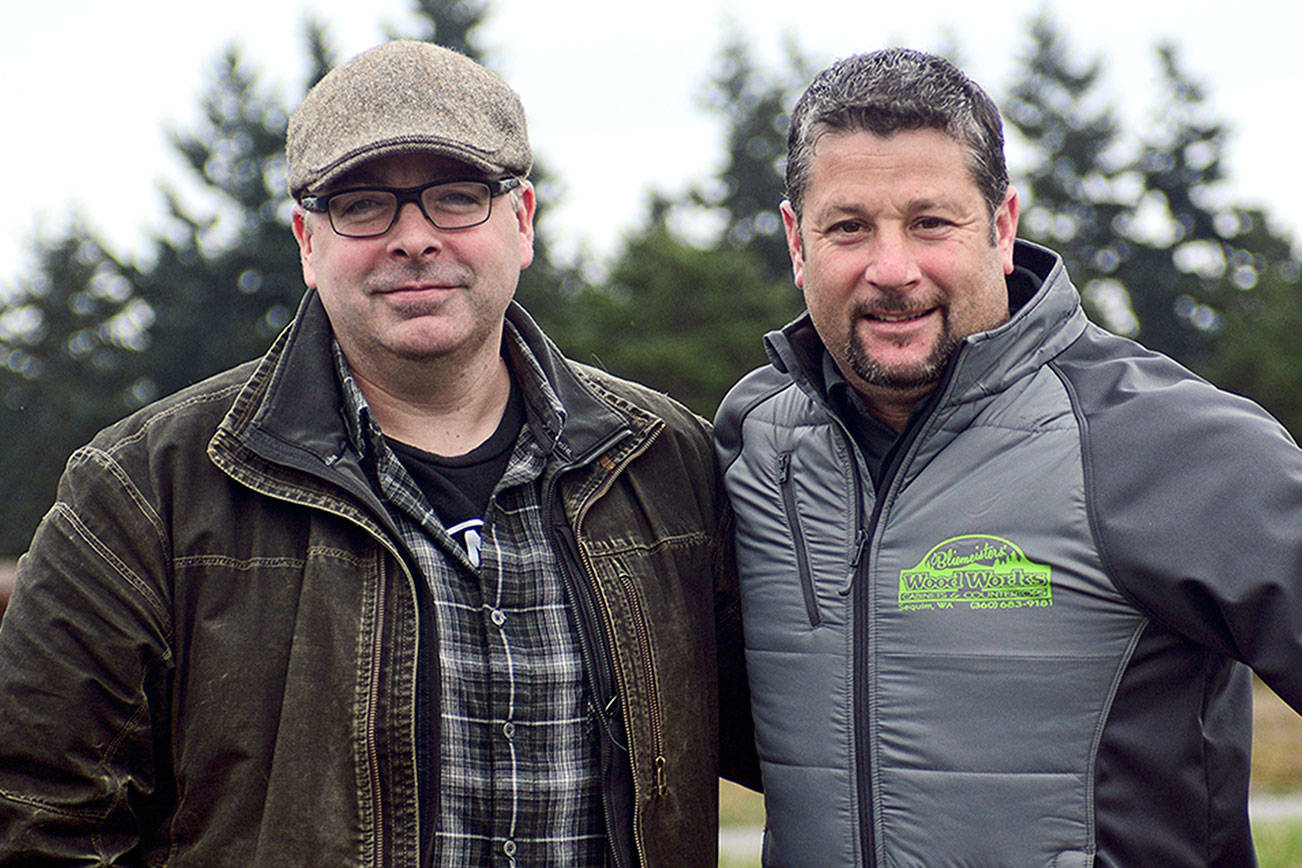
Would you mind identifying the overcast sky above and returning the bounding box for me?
[2,0,1298,287]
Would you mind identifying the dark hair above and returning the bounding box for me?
[785,48,1008,220]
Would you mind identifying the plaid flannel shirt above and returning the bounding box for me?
[334,330,605,866]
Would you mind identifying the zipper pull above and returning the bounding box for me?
[654,755,668,796]
[840,530,869,595]
[777,452,791,484]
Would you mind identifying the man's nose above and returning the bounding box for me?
[865,230,921,289]
[386,200,443,257]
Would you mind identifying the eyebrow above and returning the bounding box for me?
[817,194,958,219]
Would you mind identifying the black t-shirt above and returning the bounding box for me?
[385,379,525,565]
[825,351,900,490]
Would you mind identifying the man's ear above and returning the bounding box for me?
[995,186,1020,275]
[514,181,537,271]
[780,200,805,289]
[291,205,318,289]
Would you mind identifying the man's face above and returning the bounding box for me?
[782,128,1018,415]
[292,152,535,380]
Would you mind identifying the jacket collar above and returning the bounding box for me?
[765,240,1089,410]
[215,291,636,494]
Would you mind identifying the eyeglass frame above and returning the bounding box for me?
[298,176,524,238]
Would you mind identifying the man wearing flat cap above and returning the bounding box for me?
[0,41,757,866]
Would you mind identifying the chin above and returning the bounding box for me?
[389,342,463,362]
[847,340,956,391]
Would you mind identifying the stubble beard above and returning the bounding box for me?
[358,262,493,363]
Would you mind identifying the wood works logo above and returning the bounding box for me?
[898,534,1053,612]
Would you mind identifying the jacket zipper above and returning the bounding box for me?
[367,556,388,868]
[221,474,414,867]
[544,425,665,868]
[612,568,667,795]
[778,451,822,627]
[847,387,947,866]
[849,444,878,866]
[568,518,661,868]
[550,518,626,868]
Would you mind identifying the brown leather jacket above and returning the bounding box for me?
[0,293,757,866]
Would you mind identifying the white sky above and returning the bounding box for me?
[2,0,1298,286]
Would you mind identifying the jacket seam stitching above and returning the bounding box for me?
[0,788,111,821]
[582,532,709,556]
[718,379,795,475]
[106,383,245,455]
[71,447,167,547]
[51,503,170,628]
[1047,359,1151,615]
[172,547,367,571]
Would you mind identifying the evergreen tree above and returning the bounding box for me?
[685,28,814,285]
[1106,42,1237,363]
[1201,209,1302,435]
[303,15,342,89]
[0,226,146,552]
[573,28,816,417]
[129,46,305,399]
[390,0,490,54]
[568,226,801,416]
[1003,23,1301,381]
[1003,14,1133,333]
[1105,42,1302,370]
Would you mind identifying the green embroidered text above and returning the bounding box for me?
[898,534,1052,611]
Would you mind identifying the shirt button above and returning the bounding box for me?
[502,721,515,739]
[490,608,506,627]
[503,839,517,857]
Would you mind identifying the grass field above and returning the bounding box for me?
[1255,682,1302,793]
[1251,686,1302,867]
[720,682,1302,866]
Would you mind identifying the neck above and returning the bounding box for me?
[854,381,934,433]
[347,346,514,457]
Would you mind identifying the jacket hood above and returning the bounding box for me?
[764,240,1089,411]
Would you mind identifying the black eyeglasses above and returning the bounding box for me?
[299,177,523,238]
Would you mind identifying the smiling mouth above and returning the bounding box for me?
[866,309,933,323]
[382,283,460,294]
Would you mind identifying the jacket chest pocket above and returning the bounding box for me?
[778,451,822,627]
[747,445,865,633]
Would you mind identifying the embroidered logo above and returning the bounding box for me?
[898,534,1052,611]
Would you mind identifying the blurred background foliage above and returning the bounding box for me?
[0,0,1298,555]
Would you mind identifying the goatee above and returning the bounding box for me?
[842,300,959,390]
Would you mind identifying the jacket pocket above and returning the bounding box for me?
[777,452,821,627]
[612,567,668,798]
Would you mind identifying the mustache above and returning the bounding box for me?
[848,293,944,319]
[366,264,475,290]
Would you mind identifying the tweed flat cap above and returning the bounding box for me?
[287,41,532,197]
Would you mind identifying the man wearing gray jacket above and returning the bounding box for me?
[716,47,1302,866]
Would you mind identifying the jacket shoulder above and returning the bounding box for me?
[89,361,259,457]
[713,364,801,473]
[568,361,711,442]
[52,360,262,540]
[1052,323,1292,450]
